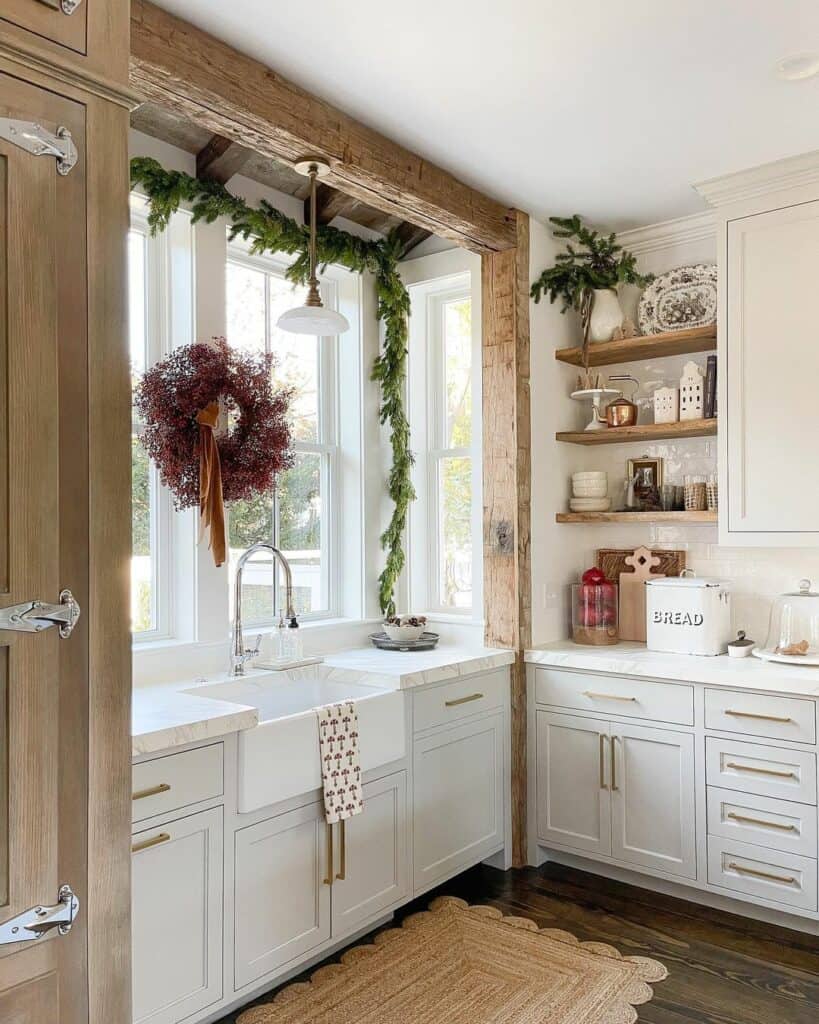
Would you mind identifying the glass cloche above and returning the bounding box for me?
[755,579,819,664]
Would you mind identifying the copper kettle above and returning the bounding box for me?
[603,375,639,428]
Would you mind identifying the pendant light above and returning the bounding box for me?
[277,157,350,336]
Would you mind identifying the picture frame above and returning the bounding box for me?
[627,455,664,489]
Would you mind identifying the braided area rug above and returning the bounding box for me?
[238,896,667,1024]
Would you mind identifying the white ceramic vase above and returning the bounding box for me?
[588,288,624,343]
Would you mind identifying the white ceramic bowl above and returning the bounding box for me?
[569,497,611,512]
[383,622,425,642]
[572,475,608,498]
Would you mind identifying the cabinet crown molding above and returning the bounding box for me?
[694,150,819,207]
[616,210,715,256]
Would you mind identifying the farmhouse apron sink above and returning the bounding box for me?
[184,670,405,812]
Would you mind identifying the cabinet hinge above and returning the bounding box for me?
[60,0,83,13]
[0,885,80,945]
[0,120,78,176]
[0,590,81,638]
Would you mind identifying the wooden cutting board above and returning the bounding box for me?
[597,547,686,582]
[618,546,664,642]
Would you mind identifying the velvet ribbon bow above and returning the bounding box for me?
[195,401,226,567]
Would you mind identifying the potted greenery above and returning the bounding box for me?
[530,215,653,343]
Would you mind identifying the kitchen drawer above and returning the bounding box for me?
[705,736,816,805]
[535,668,693,727]
[705,688,816,745]
[1,0,87,57]
[707,786,817,859]
[412,669,506,733]
[707,836,817,912]
[132,743,224,825]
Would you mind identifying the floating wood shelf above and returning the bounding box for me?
[555,325,717,368]
[556,418,717,446]
[556,511,717,525]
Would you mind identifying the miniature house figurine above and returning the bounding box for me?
[653,386,679,424]
[679,361,704,421]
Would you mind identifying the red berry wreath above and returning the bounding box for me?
[135,338,293,563]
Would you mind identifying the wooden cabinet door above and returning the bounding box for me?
[332,771,409,938]
[724,198,819,543]
[0,75,91,1024]
[234,801,331,991]
[610,723,696,879]
[413,713,504,893]
[0,0,87,57]
[536,712,611,857]
[131,808,223,1024]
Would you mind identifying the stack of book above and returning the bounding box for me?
[704,354,717,418]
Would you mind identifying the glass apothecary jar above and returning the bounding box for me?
[571,577,618,646]
[756,578,819,663]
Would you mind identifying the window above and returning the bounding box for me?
[129,196,194,641]
[226,249,340,623]
[408,268,482,618]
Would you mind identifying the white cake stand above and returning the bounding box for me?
[570,388,621,432]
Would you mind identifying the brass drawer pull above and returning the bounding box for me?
[335,819,346,881]
[599,733,608,790]
[727,862,796,886]
[584,691,637,703]
[132,782,171,801]
[727,811,798,833]
[132,832,170,854]
[725,709,792,724]
[445,693,484,707]
[610,735,618,792]
[725,761,796,779]
[323,823,334,887]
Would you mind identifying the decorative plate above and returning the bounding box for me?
[638,264,717,335]
[752,646,819,667]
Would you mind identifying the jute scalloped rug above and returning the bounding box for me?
[238,896,667,1024]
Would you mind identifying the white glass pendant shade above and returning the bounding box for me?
[276,303,349,335]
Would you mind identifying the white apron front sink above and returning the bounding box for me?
[184,670,405,812]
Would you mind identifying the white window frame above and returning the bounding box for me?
[225,243,350,624]
[407,266,483,620]
[130,195,196,644]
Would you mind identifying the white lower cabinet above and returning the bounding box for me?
[234,800,332,990]
[132,807,224,1024]
[536,711,696,880]
[413,712,504,892]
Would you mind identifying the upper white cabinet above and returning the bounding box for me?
[720,193,819,544]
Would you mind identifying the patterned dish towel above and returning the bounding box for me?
[316,701,364,823]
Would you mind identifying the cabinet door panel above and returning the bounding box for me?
[234,801,331,991]
[536,712,611,856]
[332,772,409,937]
[611,723,696,879]
[725,199,819,539]
[131,807,223,1024]
[1,0,87,56]
[413,714,504,892]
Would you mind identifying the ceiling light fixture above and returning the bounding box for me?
[277,157,350,336]
[775,52,819,81]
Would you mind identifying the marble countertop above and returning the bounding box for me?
[133,644,515,757]
[526,641,819,698]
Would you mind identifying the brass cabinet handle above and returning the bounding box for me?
[727,811,798,833]
[335,819,347,881]
[725,709,792,724]
[132,832,170,854]
[584,691,637,703]
[323,823,334,887]
[445,692,484,707]
[610,735,618,791]
[599,734,608,790]
[725,761,796,779]
[727,862,796,886]
[132,782,171,801]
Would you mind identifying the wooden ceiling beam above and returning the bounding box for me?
[130,0,516,253]
[393,221,433,259]
[196,133,251,184]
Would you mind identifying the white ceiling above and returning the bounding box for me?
[154,1,819,230]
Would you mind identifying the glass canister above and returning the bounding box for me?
[572,569,618,646]
[760,579,819,659]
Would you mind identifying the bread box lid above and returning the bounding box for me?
[645,576,727,589]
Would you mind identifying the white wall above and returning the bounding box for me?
[529,208,819,648]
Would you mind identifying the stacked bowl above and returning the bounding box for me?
[570,471,610,512]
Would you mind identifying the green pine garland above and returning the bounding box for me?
[130,156,414,616]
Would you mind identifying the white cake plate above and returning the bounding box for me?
[752,646,819,666]
[570,388,621,432]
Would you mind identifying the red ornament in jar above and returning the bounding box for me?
[572,568,618,645]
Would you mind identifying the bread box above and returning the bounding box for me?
[645,576,732,656]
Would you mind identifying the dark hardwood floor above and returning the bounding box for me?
[217,862,819,1023]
